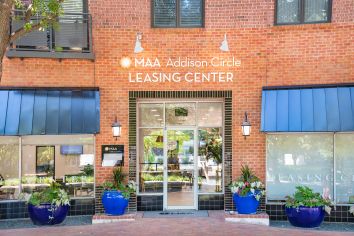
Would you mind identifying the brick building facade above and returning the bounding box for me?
[0,0,353,221]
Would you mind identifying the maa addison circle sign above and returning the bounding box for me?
[120,57,241,83]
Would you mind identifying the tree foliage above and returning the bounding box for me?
[0,0,64,80]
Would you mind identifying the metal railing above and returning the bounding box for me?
[9,11,93,56]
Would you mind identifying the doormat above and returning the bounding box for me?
[143,210,209,218]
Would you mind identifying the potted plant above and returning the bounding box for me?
[26,181,70,225]
[102,166,136,215]
[229,165,265,214]
[285,186,332,228]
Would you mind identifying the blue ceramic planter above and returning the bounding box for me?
[286,206,325,228]
[102,190,129,215]
[28,203,69,225]
[233,192,260,214]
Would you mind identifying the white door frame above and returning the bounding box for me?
[163,127,198,210]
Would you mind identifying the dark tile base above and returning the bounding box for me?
[0,199,95,220]
[137,195,163,211]
[266,204,354,222]
[198,194,224,210]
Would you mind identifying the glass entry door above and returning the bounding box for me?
[164,129,197,209]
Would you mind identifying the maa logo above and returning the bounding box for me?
[135,58,161,67]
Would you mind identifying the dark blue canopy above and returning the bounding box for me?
[0,89,100,135]
[261,86,354,132]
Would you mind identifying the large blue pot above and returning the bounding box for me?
[233,192,260,214]
[286,206,325,228]
[102,190,129,215]
[28,203,69,225]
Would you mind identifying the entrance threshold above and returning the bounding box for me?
[143,210,209,218]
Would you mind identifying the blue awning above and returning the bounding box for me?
[261,86,354,132]
[0,89,100,135]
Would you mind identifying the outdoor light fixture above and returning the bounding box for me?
[241,112,251,139]
[220,33,230,52]
[134,32,144,53]
[112,116,121,140]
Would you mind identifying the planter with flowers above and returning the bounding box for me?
[285,186,332,228]
[102,166,136,216]
[229,165,265,214]
[26,181,70,225]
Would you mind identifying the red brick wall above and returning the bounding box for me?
[1,0,353,184]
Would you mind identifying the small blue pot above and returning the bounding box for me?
[286,206,325,228]
[233,192,260,214]
[102,190,129,216]
[28,203,69,225]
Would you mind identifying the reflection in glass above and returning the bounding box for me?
[180,0,203,27]
[266,134,333,200]
[198,128,223,193]
[154,0,177,27]
[21,135,94,198]
[305,0,329,23]
[335,134,354,204]
[277,0,300,24]
[138,103,164,127]
[0,137,19,200]
[139,129,164,193]
[166,103,196,126]
[197,102,223,127]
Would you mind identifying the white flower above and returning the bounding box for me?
[256,181,261,188]
[250,188,255,194]
[349,206,354,215]
[325,206,332,215]
[250,182,256,188]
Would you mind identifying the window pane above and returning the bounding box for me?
[180,0,203,27]
[166,103,196,126]
[197,102,223,127]
[198,128,223,193]
[153,0,177,27]
[266,134,333,200]
[139,129,164,193]
[0,137,19,200]
[138,103,164,127]
[335,134,354,204]
[36,146,55,177]
[22,135,95,198]
[277,0,300,24]
[305,0,329,22]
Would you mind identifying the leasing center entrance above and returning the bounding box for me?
[137,100,224,210]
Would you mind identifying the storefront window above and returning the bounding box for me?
[21,135,94,198]
[266,134,334,201]
[335,133,354,204]
[166,103,196,126]
[198,128,223,193]
[197,102,223,127]
[0,137,19,200]
[138,103,164,127]
[139,129,164,193]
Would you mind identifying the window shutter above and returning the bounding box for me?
[153,0,177,27]
[179,0,203,27]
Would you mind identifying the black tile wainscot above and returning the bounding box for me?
[137,196,163,211]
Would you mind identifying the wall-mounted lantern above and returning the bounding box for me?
[112,116,121,140]
[241,112,251,139]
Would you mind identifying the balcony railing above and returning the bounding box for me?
[7,11,94,59]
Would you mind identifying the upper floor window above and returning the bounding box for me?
[276,0,332,25]
[152,0,204,28]
[7,0,93,59]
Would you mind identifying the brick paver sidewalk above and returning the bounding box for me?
[0,213,353,236]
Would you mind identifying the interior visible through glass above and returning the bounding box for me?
[137,101,224,209]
